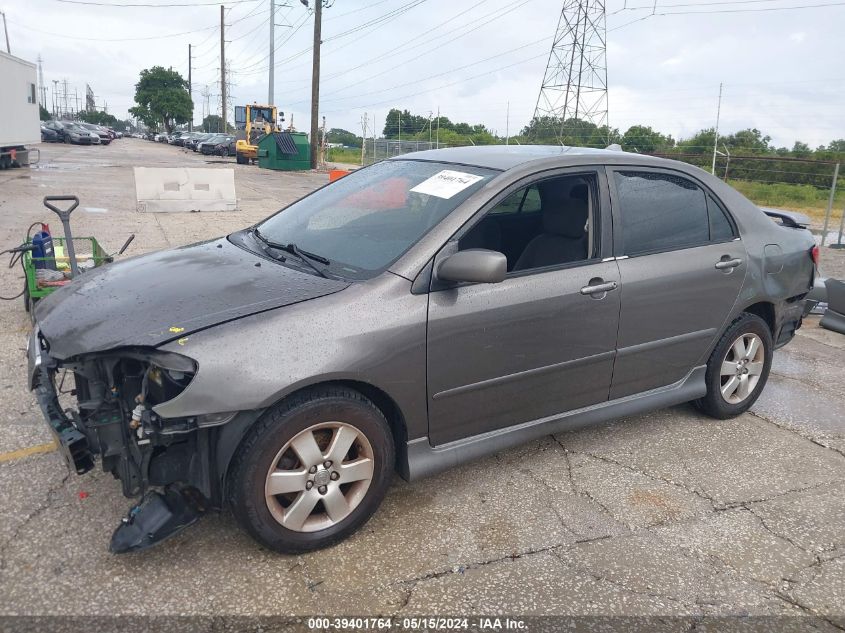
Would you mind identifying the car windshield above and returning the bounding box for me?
[253,160,497,279]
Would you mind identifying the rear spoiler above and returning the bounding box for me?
[760,207,811,229]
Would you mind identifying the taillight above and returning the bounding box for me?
[811,245,820,265]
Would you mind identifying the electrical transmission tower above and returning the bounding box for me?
[532,0,608,142]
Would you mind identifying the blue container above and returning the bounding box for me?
[31,230,57,270]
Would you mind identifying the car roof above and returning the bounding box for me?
[388,144,675,171]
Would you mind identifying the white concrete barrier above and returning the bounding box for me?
[133,167,238,212]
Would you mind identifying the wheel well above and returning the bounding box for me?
[331,380,408,450]
[268,380,408,464]
[217,380,410,500]
[742,301,775,334]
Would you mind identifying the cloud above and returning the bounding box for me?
[4,0,843,147]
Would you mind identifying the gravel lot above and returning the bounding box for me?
[0,141,844,629]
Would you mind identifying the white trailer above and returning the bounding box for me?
[0,50,40,168]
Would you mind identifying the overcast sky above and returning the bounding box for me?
[3,0,843,147]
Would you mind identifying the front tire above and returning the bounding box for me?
[695,312,773,419]
[228,386,394,553]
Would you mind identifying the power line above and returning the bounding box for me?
[318,0,529,94]
[661,0,845,14]
[229,10,310,75]
[243,0,431,75]
[50,0,260,7]
[609,0,845,30]
[303,35,552,107]
[616,0,811,10]
[7,16,217,41]
[321,51,549,115]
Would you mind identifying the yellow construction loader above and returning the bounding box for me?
[234,104,281,165]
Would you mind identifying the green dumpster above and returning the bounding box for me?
[257,131,311,171]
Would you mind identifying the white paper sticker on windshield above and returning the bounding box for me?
[410,170,485,199]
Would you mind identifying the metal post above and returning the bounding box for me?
[309,0,322,169]
[832,205,845,249]
[506,100,510,146]
[711,82,722,175]
[188,44,193,132]
[1,12,9,54]
[360,112,366,166]
[398,111,401,143]
[436,106,440,149]
[821,162,839,247]
[268,0,274,104]
[220,6,227,134]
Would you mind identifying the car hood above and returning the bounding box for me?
[35,237,350,359]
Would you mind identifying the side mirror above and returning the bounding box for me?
[437,249,507,284]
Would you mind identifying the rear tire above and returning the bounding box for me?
[694,312,773,419]
[228,386,394,553]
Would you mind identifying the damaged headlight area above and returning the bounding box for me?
[37,345,201,497]
[30,335,236,552]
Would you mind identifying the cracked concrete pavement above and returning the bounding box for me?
[0,141,844,626]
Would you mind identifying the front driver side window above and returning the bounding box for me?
[458,174,597,273]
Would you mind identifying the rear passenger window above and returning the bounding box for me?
[613,171,710,256]
[707,195,736,242]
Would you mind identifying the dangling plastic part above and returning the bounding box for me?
[109,485,206,554]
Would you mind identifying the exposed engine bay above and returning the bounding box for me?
[29,330,220,552]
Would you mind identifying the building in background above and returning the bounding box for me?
[0,49,40,167]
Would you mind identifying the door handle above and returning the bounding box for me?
[715,257,743,270]
[580,280,618,296]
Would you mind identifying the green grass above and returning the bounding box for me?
[728,179,844,222]
[325,147,362,165]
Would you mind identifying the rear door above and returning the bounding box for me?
[608,168,746,398]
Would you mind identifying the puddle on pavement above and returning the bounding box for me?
[33,162,118,171]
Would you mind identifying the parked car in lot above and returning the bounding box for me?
[57,122,98,145]
[199,134,235,156]
[169,131,189,146]
[40,125,60,142]
[184,132,213,151]
[42,120,70,142]
[29,146,817,554]
[79,123,112,145]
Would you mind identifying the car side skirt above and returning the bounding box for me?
[402,365,707,480]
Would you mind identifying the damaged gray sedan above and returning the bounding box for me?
[28,146,817,553]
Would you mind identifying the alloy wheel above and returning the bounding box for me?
[264,422,375,533]
[719,332,765,404]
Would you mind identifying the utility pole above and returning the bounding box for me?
[188,44,193,131]
[360,112,367,165]
[309,0,322,169]
[711,82,723,175]
[505,101,510,145]
[1,12,10,54]
[37,55,46,108]
[320,115,326,166]
[436,106,440,149]
[269,0,275,104]
[220,5,227,133]
[398,110,401,143]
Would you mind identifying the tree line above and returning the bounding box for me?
[370,109,844,190]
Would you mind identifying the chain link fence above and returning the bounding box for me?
[362,139,448,166]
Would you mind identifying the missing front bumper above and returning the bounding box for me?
[32,369,95,475]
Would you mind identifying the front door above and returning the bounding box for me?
[426,169,621,446]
